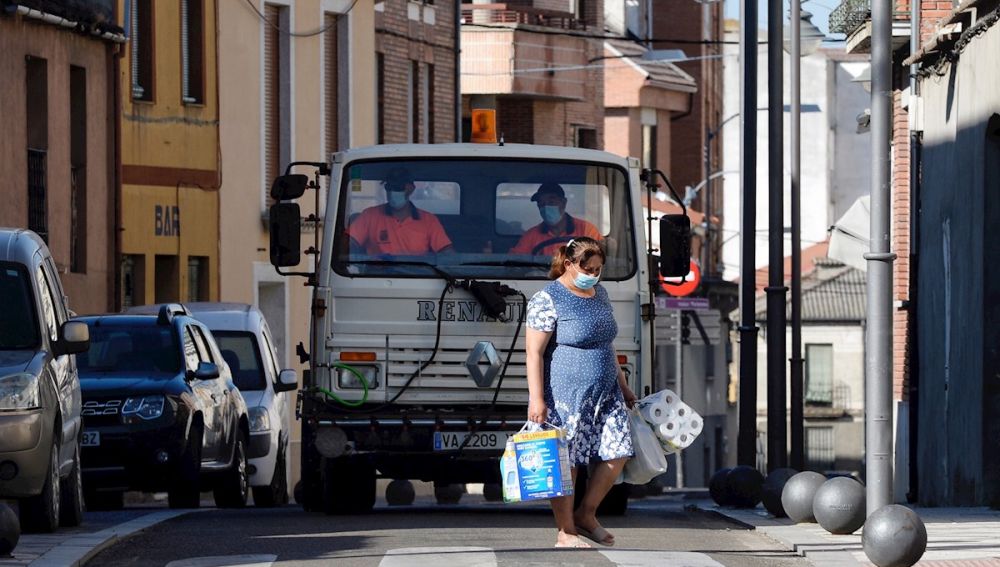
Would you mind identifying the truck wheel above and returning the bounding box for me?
[321,456,375,515]
[253,443,288,508]
[20,442,60,533]
[169,424,202,509]
[59,443,85,527]
[214,432,249,508]
[84,490,124,511]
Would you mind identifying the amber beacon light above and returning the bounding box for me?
[470,109,498,143]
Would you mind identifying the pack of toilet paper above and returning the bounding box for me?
[636,389,704,454]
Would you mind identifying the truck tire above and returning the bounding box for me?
[573,470,630,517]
[253,443,288,508]
[214,432,249,508]
[59,443,84,527]
[321,456,375,515]
[168,424,202,509]
[20,442,60,533]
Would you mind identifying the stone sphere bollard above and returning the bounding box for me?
[781,471,826,523]
[434,483,464,505]
[726,465,764,509]
[863,505,927,567]
[0,503,19,557]
[761,468,798,518]
[385,479,416,506]
[709,467,733,506]
[813,477,866,534]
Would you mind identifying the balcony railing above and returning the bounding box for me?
[461,3,587,31]
[829,0,871,35]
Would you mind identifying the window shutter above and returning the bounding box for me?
[264,5,280,205]
[325,14,339,156]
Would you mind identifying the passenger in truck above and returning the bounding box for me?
[510,183,602,257]
[346,175,455,256]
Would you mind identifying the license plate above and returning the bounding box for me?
[433,431,512,451]
[81,431,100,447]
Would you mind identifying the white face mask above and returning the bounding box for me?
[387,191,409,210]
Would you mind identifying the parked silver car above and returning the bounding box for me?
[0,229,89,532]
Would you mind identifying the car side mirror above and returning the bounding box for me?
[275,369,298,393]
[56,321,90,356]
[659,214,692,278]
[192,362,220,381]
[269,203,302,268]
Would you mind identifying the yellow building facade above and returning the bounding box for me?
[119,0,221,307]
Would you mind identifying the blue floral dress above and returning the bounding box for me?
[526,280,633,467]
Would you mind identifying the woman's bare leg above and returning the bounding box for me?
[551,468,588,546]
[574,458,627,544]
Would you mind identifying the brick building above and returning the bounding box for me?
[460,1,605,147]
[376,0,459,144]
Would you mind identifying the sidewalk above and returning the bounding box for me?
[0,509,195,567]
[692,499,1000,566]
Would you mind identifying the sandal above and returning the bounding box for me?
[576,525,615,547]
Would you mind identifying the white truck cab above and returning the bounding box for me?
[268,143,690,514]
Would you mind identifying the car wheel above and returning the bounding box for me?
[321,456,375,515]
[214,431,249,508]
[59,442,84,527]
[168,423,202,509]
[252,442,288,508]
[20,442,61,533]
[83,490,124,511]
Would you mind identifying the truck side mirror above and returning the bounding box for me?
[269,203,302,268]
[270,174,308,200]
[659,214,692,277]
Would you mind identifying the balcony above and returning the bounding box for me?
[829,0,914,53]
[461,3,587,31]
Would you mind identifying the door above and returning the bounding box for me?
[194,325,232,458]
[35,261,77,469]
[183,325,220,462]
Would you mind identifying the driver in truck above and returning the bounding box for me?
[347,173,455,256]
[509,183,603,257]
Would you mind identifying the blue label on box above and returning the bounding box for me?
[500,428,573,503]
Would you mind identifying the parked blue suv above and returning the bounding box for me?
[75,304,250,509]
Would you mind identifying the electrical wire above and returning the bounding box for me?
[241,0,361,37]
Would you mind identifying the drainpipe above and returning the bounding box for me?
[111,25,124,311]
[455,0,462,142]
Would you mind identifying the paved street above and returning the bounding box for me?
[85,494,808,567]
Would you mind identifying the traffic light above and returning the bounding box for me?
[681,312,691,345]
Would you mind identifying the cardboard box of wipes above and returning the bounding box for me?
[500,427,574,503]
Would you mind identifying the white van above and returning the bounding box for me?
[183,303,297,506]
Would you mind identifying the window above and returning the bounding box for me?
[35,268,58,343]
[79,325,180,375]
[376,53,385,144]
[263,3,290,204]
[410,61,420,143]
[26,56,48,243]
[642,124,657,170]
[0,263,40,350]
[182,327,200,372]
[70,66,87,273]
[426,63,435,143]
[261,330,280,377]
[180,0,205,103]
[805,344,834,405]
[187,256,208,302]
[213,332,267,391]
[130,0,154,101]
[325,13,339,155]
[805,426,835,471]
[575,127,598,150]
[121,255,145,309]
[191,326,214,363]
[154,254,179,303]
[495,182,611,236]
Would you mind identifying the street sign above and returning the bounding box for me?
[657,297,710,310]
[660,260,701,297]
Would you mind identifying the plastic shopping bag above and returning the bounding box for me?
[500,422,574,503]
[623,407,669,485]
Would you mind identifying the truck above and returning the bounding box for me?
[267,141,690,514]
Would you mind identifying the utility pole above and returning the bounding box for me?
[766,0,788,471]
[867,0,895,514]
[736,0,760,468]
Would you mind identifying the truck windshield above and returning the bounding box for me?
[332,158,637,280]
[0,262,40,350]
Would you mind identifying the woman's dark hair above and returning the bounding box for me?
[549,237,606,279]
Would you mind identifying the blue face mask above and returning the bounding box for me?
[573,267,600,290]
[540,205,563,225]
[387,191,409,210]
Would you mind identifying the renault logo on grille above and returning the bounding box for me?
[465,341,501,388]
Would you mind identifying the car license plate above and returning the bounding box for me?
[433,431,512,451]
[81,431,100,447]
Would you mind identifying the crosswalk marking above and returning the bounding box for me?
[164,555,277,567]
[598,550,726,567]
[379,547,498,567]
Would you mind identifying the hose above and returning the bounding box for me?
[313,363,370,407]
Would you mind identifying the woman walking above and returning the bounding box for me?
[525,237,637,548]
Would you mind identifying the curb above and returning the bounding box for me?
[30,510,198,567]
